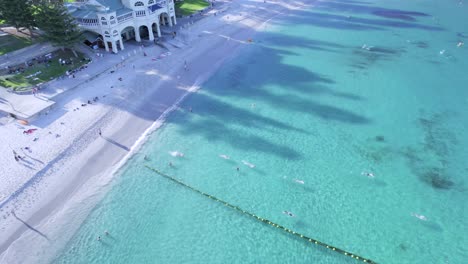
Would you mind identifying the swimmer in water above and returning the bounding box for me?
[104,230,109,236]
[457,41,464,47]
[361,171,375,178]
[411,213,427,221]
[169,151,184,157]
[293,179,305,184]
[241,160,255,168]
[97,236,101,241]
[219,154,230,160]
[283,211,295,217]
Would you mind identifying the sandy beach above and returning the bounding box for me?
[0,0,309,263]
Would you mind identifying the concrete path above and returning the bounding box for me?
[0,3,227,120]
[0,42,146,120]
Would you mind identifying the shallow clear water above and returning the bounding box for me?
[54,0,468,263]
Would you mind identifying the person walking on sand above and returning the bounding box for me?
[98,129,102,137]
[13,150,19,162]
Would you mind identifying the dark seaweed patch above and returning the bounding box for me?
[418,114,458,158]
[398,112,461,191]
[421,167,454,189]
[349,46,406,72]
[375,135,385,142]
[399,243,408,251]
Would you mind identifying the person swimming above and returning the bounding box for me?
[283,211,295,217]
[361,171,375,178]
[242,160,255,168]
[169,151,184,157]
[219,154,230,160]
[293,179,305,184]
[411,213,427,221]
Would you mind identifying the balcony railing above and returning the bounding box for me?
[117,12,133,23]
[135,10,146,17]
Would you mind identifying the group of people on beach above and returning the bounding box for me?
[12,147,31,162]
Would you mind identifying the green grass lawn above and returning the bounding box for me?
[0,34,33,55]
[175,0,210,16]
[0,49,89,91]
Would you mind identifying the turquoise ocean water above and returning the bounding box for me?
[54,0,468,263]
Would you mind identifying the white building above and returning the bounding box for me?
[67,0,177,53]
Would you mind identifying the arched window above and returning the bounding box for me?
[110,16,115,20]
[148,0,154,4]
[113,30,118,34]
[101,17,106,20]
[135,1,144,6]
[104,31,110,34]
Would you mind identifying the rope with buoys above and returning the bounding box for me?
[145,166,377,263]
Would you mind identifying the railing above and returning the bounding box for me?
[117,12,133,23]
[135,10,146,17]
[77,18,99,27]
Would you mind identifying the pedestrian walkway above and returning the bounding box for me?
[0,4,227,121]
[0,42,144,120]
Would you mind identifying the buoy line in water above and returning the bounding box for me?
[145,166,377,263]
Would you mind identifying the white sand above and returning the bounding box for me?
[0,1,309,263]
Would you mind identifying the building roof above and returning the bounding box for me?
[66,3,101,19]
[116,7,133,16]
[67,0,133,19]
[95,0,124,11]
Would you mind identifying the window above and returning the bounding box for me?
[148,0,154,4]
[110,16,115,20]
[101,17,106,20]
[135,1,144,6]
